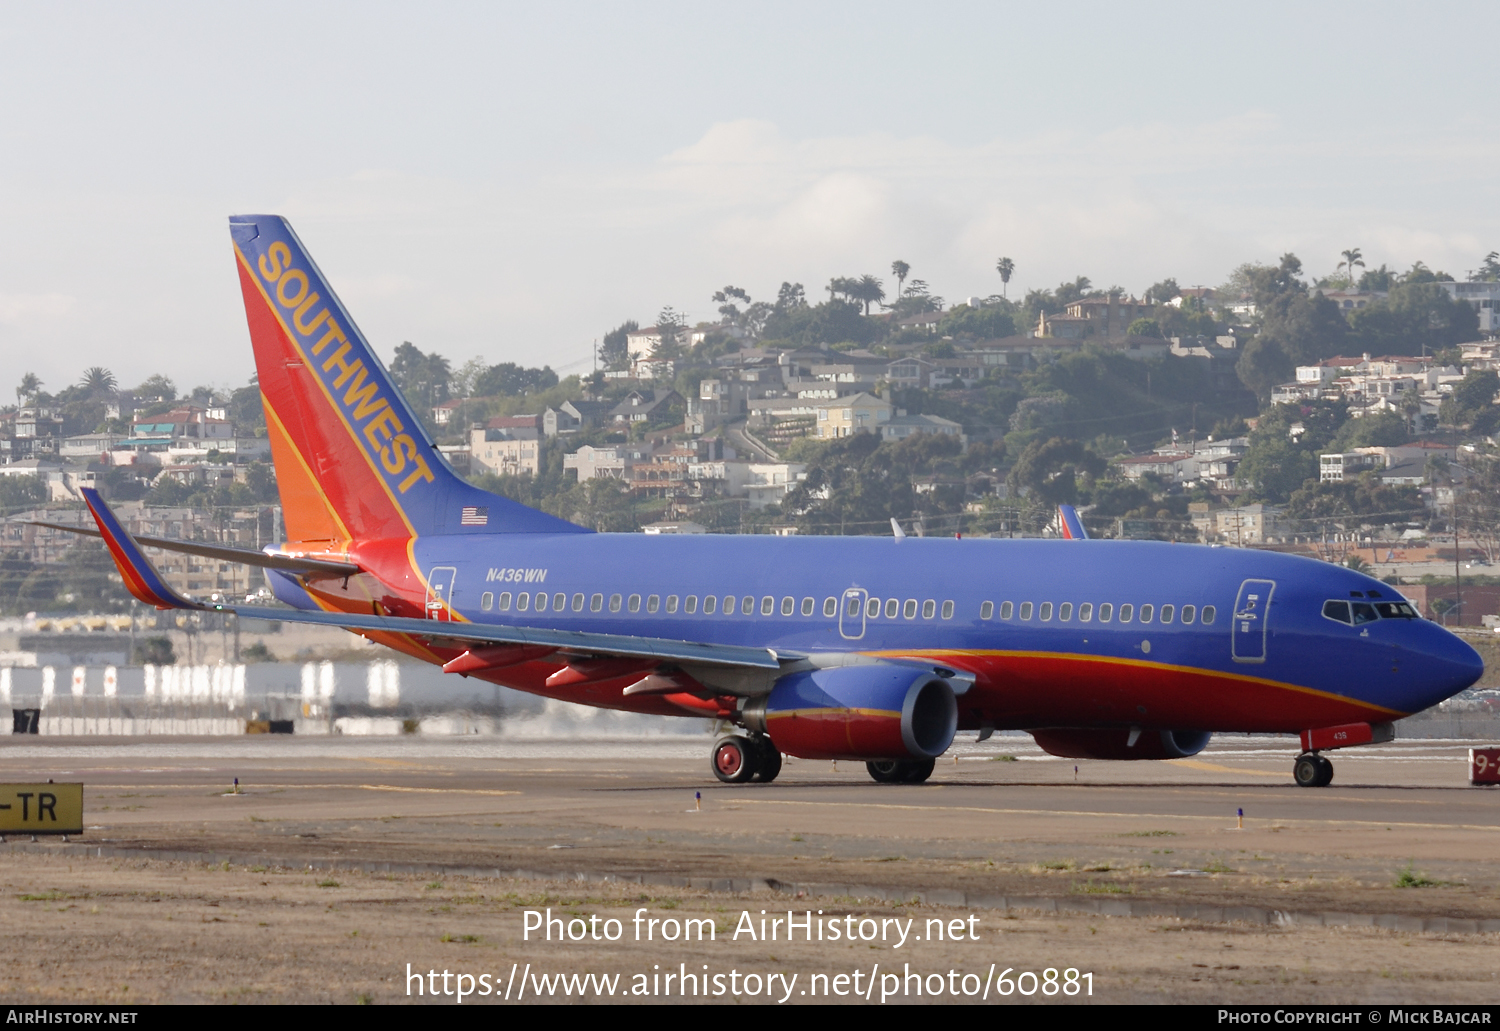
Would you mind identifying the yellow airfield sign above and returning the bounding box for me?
[0,783,83,836]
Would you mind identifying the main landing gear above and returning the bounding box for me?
[1293,752,1334,788]
[711,735,782,784]
[865,758,936,784]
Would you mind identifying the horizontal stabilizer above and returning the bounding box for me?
[28,519,360,576]
[78,488,205,610]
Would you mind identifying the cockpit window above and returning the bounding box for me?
[1322,600,1351,624]
[1375,601,1418,619]
[1351,602,1378,625]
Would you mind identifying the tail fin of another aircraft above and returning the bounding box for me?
[1057,504,1089,540]
[228,215,587,544]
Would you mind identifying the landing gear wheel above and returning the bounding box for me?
[712,736,758,784]
[752,738,782,783]
[866,760,904,783]
[901,758,936,784]
[1294,752,1333,787]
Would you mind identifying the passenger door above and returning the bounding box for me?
[426,566,458,621]
[839,587,868,640]
[1231,578,1275,663]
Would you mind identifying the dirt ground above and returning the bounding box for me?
[1,851,1498,1005]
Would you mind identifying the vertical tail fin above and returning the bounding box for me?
[228,215,586,543]
[1057,504,1089,540]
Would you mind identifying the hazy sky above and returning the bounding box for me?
[2,1,1498,397]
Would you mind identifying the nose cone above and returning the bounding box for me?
[1405,624,1484,712]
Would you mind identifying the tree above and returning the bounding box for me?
[1006,437,1106,507]
[599,320,638,372]
[473,362,559,398]
[78,367,116,396]
[938,305,1016,340]
[14,372,40,405]
[891,260,910,303]
[1339,248,1365,286]
[852,274,886,315]
[1442,370,1500,427]
[1126,318,1163,338]
[995,257,1015,299]
[712,286,751,329]
[1145,278,1180,305]
[652,306,686,362]
[389,342,451,414]
[134,374,176,403]
[1478,251,1500,282]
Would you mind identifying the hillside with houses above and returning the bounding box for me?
[5,249,1500,629]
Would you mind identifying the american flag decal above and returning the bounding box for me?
[460,506,489,526]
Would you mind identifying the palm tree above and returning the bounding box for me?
[15,372,40,405]
[855,274,886,315]
[1339,248,1364,288]
[995,257,1016,299]
[79,366,117,396]
[890,261,909,305]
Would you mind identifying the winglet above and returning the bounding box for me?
[890,517,906,540]
[79,488,203,610]
[1057,504,1089,540]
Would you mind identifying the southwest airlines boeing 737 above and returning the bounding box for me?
[51,215,1484,788]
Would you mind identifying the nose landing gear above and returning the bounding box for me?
[710,735,782,784]
[1293,752,1334,788]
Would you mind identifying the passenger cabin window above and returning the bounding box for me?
[1323,600,1352,624]
[726,595,738,614]
[823,597,837,617]
[1202,605,1215,624]
[1039,602,1053,621]
[481,592,494,611]
[590,594,603,612]
[761,596,774,615]
[941,600,954,619]
[1118,603,1132,622]
[904,599,918,619]
[1139,604,1153,622]
[647,595,660,613]
[703,595,717,614]
[1098,603,1112,622]
[609,593,622,613]
[885,598,898,618]
[1078,603,1093,622]
[1181,604,1195,624]
[742,596,754,615]
[801,597,814,616]
[866,597,880,618]
[571,593,584,612]
[999,601,1013,620]
[553,592,565,612]
[498,592,512,612]
[666,595,679,614]
[846,596,861,618]
[628,594,641,613]
[516,592,530,612]
[980,601,994,620]
[1018,602,1032,620]
[1059,602,1073,621]
[922,600,936,619]
[783,597,795,616]
[686,595,698,614]
[534,593,548,613]
[1159,604,1174,623]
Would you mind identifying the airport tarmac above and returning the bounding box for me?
[0,734,1497,1003]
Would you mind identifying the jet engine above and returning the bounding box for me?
[741,665,958,761]
[1030,728,1212,760]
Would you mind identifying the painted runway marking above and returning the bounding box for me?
[1168,759,1285,777]
[728,798,1500,832]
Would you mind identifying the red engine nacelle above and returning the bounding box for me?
[1031,727,1212,760]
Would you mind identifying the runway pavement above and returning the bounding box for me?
[1,733,1496,923]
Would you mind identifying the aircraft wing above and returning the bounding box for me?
[76,487,787,672]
